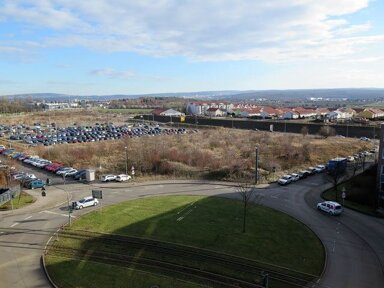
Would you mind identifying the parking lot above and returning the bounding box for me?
[0,122,196,146]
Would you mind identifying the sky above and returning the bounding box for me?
[0,0,384,95]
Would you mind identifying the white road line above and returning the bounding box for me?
[176,217,184,222]
[10,223,19,228]
[40,210,76,218]
[332,240,336,252]
[24,216,32,220]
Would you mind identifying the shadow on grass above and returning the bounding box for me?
[46,194,324,288]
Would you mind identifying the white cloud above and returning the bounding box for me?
[0,0,381,62]
[90,68,137,80]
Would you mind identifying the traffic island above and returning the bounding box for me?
[43,195,325,288]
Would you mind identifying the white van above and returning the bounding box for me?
[116,174,131,182]
[317,201,343,215]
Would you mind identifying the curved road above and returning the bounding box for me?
[0,176,383,288]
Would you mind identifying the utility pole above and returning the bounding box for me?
[125,146,128,175]
[255,146,259,185]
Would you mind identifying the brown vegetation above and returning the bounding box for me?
[0,110,372,182]
[26,127,372,182]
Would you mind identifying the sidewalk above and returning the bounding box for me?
[90,179,271,189]
[0,185,69,216]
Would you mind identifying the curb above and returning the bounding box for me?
[41,226,64,288]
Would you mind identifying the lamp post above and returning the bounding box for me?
[255,146,259,185]
[125,146,128,175]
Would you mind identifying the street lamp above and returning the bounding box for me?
[125,146,128,175]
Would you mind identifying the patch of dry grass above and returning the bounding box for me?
[23,126,372,182]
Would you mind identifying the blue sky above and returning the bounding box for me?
[0,0,383,95]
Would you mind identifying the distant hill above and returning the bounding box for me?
[2,88,384,102]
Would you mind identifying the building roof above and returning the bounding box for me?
[152,108,167,116]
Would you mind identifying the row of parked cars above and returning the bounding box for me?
[2,122,194,146]
[278,165,326,185]
[101,174,131,182]
[0,145,87,182]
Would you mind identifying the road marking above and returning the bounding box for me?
[23,216,32,220]
[10,223,19,228]
[332,240,336,252]
[40,210,76,218]
[271,195,278,199]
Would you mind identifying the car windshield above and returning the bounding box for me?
[335,206,341,210]
[283,176,290,180]
[79,199,86,203]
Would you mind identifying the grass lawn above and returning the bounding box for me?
[0,192,35,210]
[45,256,208,288]
[45,195,324,287]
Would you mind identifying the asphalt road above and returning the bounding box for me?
[0,175,383,288]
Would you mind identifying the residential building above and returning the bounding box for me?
[152,108,184,117]
[206,107,225,117]
[357,108,384,119]
[186,102,233,116]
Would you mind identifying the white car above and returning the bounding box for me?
[116,174,131,182]
[314,165,326,173]
[57,167,72,175]
[290,173,300,181]
[64,169,78,176]
[347,156,355,162]
[73,196,99,210]
[317,201,343,215]
[278,175,293,185]
[101,174,117,182]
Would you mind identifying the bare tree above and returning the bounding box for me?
[301,126,309,137]
[318,126,336,138]
[236,180,263,233]
[351,156,363,177]
[326,161,347,202]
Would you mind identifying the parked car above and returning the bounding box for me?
[290,173,300,181]
[317,201,343,215]
[101,175,116,182]
[314,165,326,173]
[307,167,317,175]
[64,169,78,176]
[25,179,45,189]
[56,167,72,175]
[298,170,310,179]
[360,137,370,141]
[116,174,131,182]
[73,170,86,180]
[278,175,293,185]
[72,196,99,209]
[347,156,355,162]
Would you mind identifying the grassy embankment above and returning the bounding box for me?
[0,191,35,210]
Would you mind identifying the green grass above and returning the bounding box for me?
[45,256,208,288]
[97,108,153,114]
[45,195,324,287]
[0,192,35,210]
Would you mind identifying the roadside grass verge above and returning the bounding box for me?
[0,191,35,210]
[45,195,324,287]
